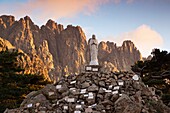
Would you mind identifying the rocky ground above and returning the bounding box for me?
[5,71,170,113]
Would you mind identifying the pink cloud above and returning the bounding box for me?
[102,25,164,57]
[1,0,110,23]
[0,0,135,24]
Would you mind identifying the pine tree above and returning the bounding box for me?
[131,49,170,105]
[0,50,51,112]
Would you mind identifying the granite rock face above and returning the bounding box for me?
[0,15,142,81]
[5,71,170,113]
[98,41,142,71]
[0,15,54,80]
[0,37,15,51]
[0,15,88,80]
[0,37,51,81]
[100,61,119,73]
[55,25,87,75]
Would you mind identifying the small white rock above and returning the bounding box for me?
[27,103,32,108]
[84,94,89,97]
[105,90,112,93]
[80,89,86,94]
[56,85,62,89]
[74,110,81,113]
[63,105,68,110]
[118,81,124,86]
[67,98,75,102]
[81,101,85,104]
[70,81,76,84]
[76,105,82,109]
[112,90,118,94]
[132,74,139,81]
[86,66,92,71]
[109,85,113,89]
[114,86,120,90]
[48,92,54,96]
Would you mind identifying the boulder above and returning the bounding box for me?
[114,94,141,113]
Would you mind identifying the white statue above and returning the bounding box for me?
[88,35,99,65]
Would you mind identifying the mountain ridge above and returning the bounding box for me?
[0,15,142,81]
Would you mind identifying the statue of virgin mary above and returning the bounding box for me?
[88,35,99,65]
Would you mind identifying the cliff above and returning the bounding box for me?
[0,15,142,81]
[99,41,142,71]
[0,37,51,81]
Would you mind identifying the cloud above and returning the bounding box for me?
[101,25,164,57]
[0,0,135,24]
[0,0,110,24]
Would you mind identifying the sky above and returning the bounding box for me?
[0,0,170,57]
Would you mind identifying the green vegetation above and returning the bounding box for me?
[132,49,170,105]
[0,50,50,113]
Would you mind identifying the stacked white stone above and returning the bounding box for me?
[56,85,62,89]
[88,92,94,99]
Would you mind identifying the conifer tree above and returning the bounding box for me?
[0,50,50,112]
[131,49,170,105]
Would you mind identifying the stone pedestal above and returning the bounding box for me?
[85,65,101,72]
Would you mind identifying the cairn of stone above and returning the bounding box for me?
[5,72,170,113]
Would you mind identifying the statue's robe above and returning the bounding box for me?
[89,38,98,65]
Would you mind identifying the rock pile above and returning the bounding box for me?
[5,72,170,113]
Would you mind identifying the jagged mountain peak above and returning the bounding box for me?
[18,15,34,25]
[66,24,81,30]
[106,41,115,45]
[0,15,15,22]
[46,19,58,30]
[122,40,135,48]
[0,15,15,28]
[0,15,142,81]
[98,40,142,71]
[60,24,86,42]
[24,15,31,21]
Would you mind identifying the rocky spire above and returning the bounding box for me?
[0,15,142,80]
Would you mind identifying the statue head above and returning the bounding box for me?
[92,34,96,39]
